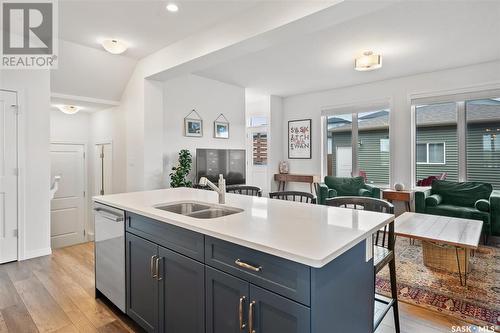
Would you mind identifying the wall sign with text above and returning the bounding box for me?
[288,119,311,159]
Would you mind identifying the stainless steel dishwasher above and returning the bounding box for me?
[94,202,125,312]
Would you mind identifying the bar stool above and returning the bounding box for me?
[325,196,400,333]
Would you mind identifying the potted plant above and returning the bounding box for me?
[169,149,193,188]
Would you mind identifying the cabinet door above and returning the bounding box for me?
[158,246,205,333]
[206,267,249,333]
[126,233,159,332]
[249,285,310,333]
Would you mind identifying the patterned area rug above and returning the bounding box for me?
[376,238,500,330]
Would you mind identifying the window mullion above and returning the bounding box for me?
[457,101,467,182]
[352,113,359,177]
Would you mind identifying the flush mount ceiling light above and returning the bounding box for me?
[101,39,128,54]
[354,51,382,71]
[57,105,81,115]
[166,3,179,12]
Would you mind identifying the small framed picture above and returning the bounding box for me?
[214,121,229,139]
[185,118,203,137]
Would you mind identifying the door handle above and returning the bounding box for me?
[150,255,158,279]
[248,301,256,333]
[155,257,163,281]
[239,296,246,330]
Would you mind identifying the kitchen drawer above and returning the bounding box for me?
[126,212,204,262]
[205,236,310,306]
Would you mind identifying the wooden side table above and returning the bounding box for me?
[382,189,413,212]
[274,174,320,193]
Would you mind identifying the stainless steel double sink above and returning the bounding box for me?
[154,201,243,219]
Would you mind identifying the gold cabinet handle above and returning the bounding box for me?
[155,257,162,281]
[248,301,256,333]
[150,255,158,279]
[239,296,246,330]
[235,259,262,272]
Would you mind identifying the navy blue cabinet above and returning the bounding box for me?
[206,266,310,333]
[250,284,310,333]
[126,232,205,333]
[206,267,249,333]
[158,246,205,333]
[126,233,159,332]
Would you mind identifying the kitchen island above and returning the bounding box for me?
[94,187,394,333]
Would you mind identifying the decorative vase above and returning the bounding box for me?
[279,161,289,174]
[394,183,405,191]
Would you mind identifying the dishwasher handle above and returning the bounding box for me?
[94,208,124,222]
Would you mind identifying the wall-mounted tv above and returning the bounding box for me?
[196,149,246,185]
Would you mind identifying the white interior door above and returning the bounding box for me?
[94,143,113,195]
[0,90,18,263]
[336,146,353,177]
[50,143,85,249]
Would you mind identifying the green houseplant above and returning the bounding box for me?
[170,149,193,188]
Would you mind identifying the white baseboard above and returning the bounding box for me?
[21,247,52,260]
[86,232,95,242]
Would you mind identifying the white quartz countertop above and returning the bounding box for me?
[94,188,394,268]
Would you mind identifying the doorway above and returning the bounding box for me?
[0,90,18,263]
[94,143,113,195]
[50,143,86,249]
[336,146,353,177]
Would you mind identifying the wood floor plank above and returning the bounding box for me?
[65,310,99,333]
[97,320,132,333]
[13,276,72,332]
[0,271,21,310]
[0,303,39,333]
[0,312,8,333]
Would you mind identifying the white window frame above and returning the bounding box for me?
[415,142,446,165]
[411,85,500,187]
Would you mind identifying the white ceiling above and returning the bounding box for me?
[195,1,500,97]
[59,0,259,59]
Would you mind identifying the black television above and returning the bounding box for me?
[196,149,246,185]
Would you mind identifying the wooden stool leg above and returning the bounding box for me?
[389,257,401,333]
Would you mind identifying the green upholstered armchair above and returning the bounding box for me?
[316,176,381,205]
[415,180,500,240]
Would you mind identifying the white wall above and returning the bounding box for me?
[163,74,246,186]
[1,70,52,260]
[282,60,500,192]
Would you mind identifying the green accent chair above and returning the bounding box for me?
[316,176,381,205]
[415,180,500,241]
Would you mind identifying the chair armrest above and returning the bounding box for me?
[415,189,432,213]
[489,190,500,236]
[363,184,381,199]
[317,183,329,205]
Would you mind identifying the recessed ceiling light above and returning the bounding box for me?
[57,105,81,115]
[166,3,179,12]
[354,51,382,71]
[101,39,128,54]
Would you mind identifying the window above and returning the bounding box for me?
[414,96,500,189]
[416,143,445,164]
[415,102,457,183]
[249,115,268,127]
[326,109,390,185]
[466,98,500,189]
[380,138,390,152]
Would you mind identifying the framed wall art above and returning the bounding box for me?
[288,119,311,159]
[184,109,203,137]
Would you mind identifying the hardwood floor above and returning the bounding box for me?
[0,242,470,333]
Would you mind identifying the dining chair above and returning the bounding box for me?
[269,191,316,204]
[226,185,262,197]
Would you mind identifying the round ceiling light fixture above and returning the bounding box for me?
[57,105,81,115]
[354,51,382,71]
[166,3,179,12]
[101,39,128,54]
